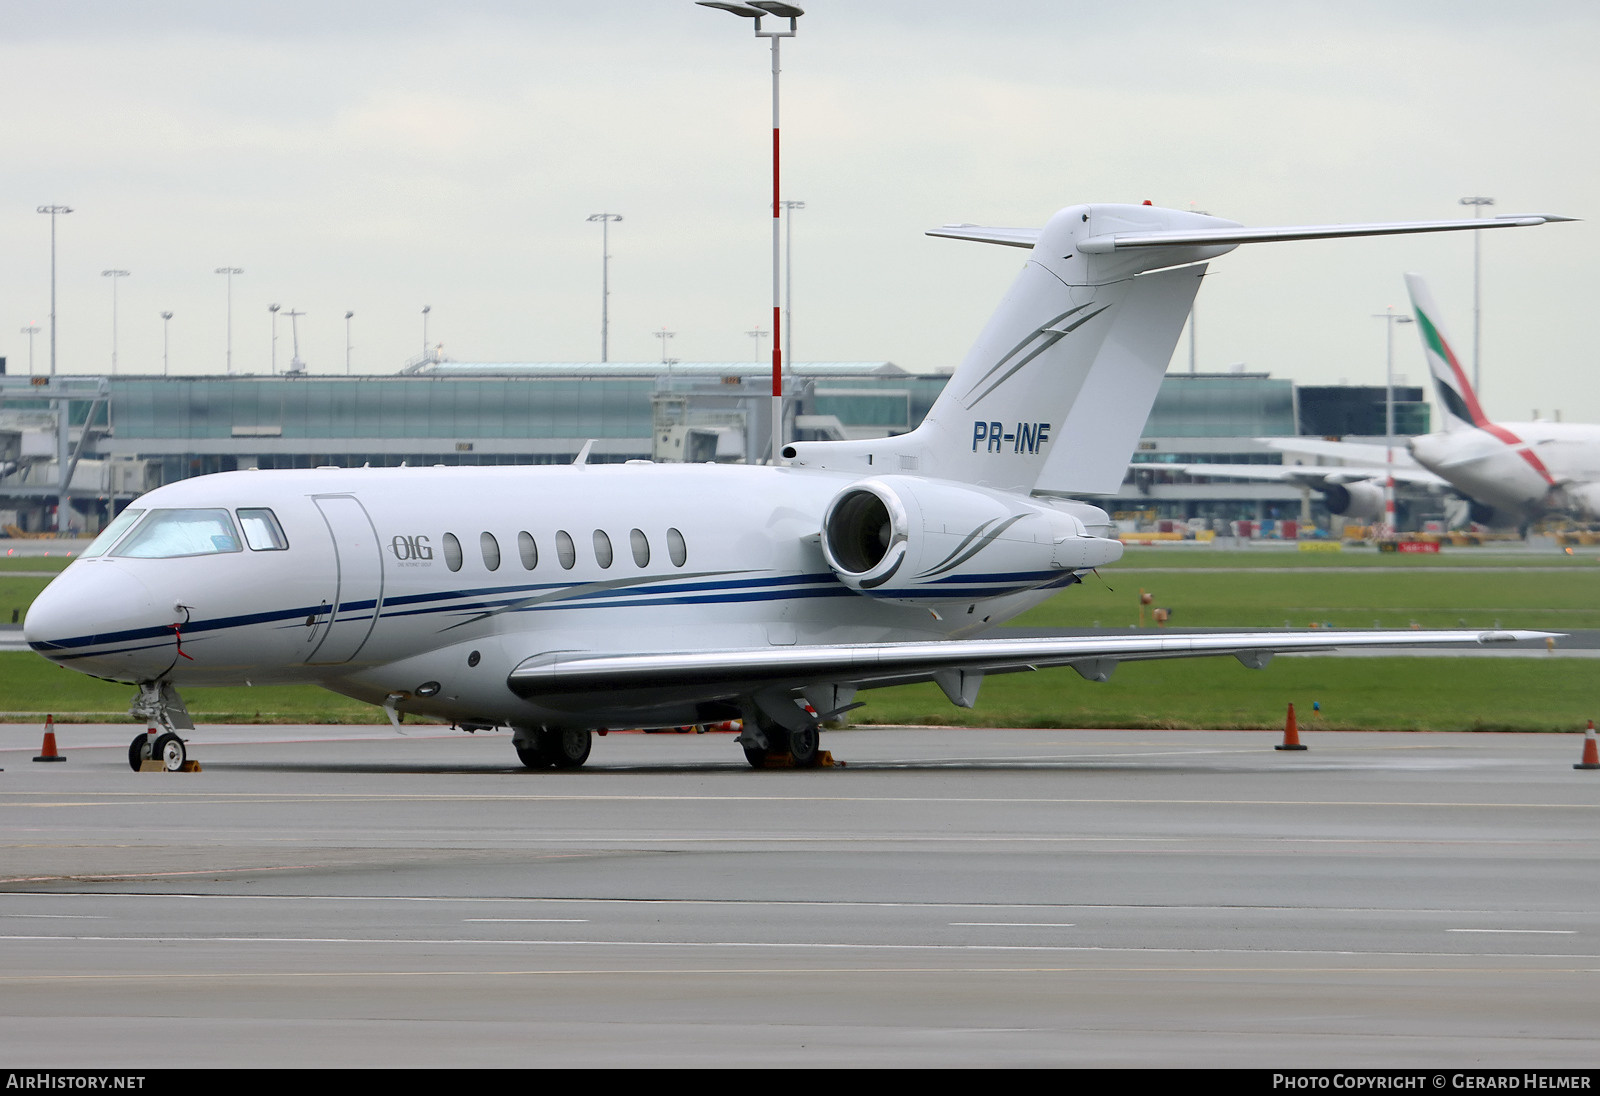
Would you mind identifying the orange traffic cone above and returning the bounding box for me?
[1275,703,1307,751]
[33,714,65,762]
[1576,720,1599,771]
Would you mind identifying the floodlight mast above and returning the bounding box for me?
[1372,306,1415,537]
[215,268,243,374]
[696,1,804,464]
[101,270,130,375]
[587,213,623,362]
[37,205,73,377]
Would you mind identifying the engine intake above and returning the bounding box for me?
[820,476,1121,604]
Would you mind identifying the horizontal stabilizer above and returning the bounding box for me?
[926,224,1040,248]
[929,215,1573,252]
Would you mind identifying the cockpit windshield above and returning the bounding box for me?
[113,509,243,559]
[79,508,145,559]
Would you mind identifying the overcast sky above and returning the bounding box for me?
[4,1,1596,422]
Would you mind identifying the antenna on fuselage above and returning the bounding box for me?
[573,440,595,466]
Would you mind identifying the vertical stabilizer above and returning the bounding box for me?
[1404,273,1490,432]
[786,203,1234,493]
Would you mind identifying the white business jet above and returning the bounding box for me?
[24,203,1565,771]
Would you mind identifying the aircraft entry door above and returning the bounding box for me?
[307,495,385,665]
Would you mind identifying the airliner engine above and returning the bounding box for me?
[1560,482,1600,522]
[1322,480,1386,521]
[819,475,1121,604]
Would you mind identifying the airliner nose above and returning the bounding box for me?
[24,563,168,681]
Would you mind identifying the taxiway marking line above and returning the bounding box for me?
[1,934,1595,963]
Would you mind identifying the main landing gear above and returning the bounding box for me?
[738,700,823,770]
[512,726,593,770]
[127,682,196,773]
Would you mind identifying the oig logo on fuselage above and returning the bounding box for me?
[389,534,434,566]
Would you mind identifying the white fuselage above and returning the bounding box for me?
[24,463,1114,729]
[1409,421,1600,520]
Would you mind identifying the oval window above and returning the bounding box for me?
[593,529,613,569]
[629,528,650,567]
[555,530,576,570]
[518,530,538,570]
[667,527,687,567]
[480,531,501,571]
[442,532,462,572]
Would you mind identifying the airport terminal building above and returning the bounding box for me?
[0,363,1429,535]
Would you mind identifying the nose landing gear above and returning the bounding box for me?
[128,682,199,773]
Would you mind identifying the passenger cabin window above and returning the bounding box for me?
[593,529,613,569]
[114,509,242,559]
[442,532,463,572]
[480,531,501,571]
[629,528,650,567]
[667,527,687,567]
[518,531,537,570]
[555,530,576,570]
[237,509,289,551]
[81,508,145,559]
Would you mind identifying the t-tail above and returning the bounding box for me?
[1403,272,1493,433]
[784,204,1568,495]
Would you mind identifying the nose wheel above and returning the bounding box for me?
[127,731,189,772]
[127,682,198,772]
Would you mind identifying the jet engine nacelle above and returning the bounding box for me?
[820,475,1122,604]
[1562,483,1600,522]
[1322,480,1386,521]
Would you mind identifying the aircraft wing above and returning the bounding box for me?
[1150,462,1449,489]
[507,628,1550,705]
[1264,437,1425,468]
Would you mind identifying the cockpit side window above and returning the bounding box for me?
[237,508,290,551]
[114,509,242,559]
[80,508,145,559]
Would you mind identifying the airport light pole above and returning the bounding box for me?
[655,327,675,364]
[268,303,281,374]
[21,325,39,376]
[1186,206,1209,373]
[345,311,354,374]
[782,199,804,370]
[1459,196,1494,396]
[215,267,243,374]
[421,305,431,363]
[161,311,173,375]
[284,308,305,372]
[101,270,130,375]
[747,326,767,365]
[37,205,73,376]
[1373,306,1415,536]
[697,1,804,463]
[587,213,623,362]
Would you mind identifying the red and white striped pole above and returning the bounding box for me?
[770,29,783,464]
[697,3,803,465]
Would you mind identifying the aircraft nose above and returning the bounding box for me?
[24,563,168,680]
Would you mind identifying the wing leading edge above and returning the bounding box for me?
[507,629,1552,704]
